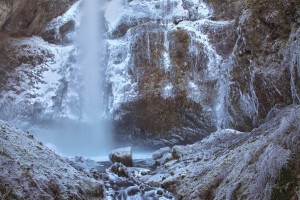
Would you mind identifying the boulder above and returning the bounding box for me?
[109,147,133,167]
[172,145,186,159]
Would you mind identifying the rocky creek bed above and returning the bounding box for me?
[1,104,300,199]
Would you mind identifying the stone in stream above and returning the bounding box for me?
[109,147,133,167]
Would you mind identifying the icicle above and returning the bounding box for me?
[249,60,259,118]
[215,32,241,130]
[216,58,232,130]
[288,30,300,104]
[163,31,172,71]
[147,32,151,64]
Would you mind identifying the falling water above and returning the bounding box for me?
[79,0,104,121]
[33,0,114,159]
[72,0,113,157]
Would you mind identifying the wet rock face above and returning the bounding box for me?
[114,93,215,144]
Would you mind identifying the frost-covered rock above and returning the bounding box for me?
[106,0,300,142]
[104,0,234,143]
[0,35,76,122]
[41,0,81,45]
[152,147,171,160]
[159,153,173,165]
[152,147,174,165]
[121,186,170,200]
[106,160,175,199]
[109,147,133,167]
[114,0,300,137]
[0,120,105,199]
[0,0,85,125]
[218,0,300,131]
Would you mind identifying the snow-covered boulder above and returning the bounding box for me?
[109,147,133,167]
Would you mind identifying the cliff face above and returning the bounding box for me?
[218,0,300,131]
[106,0,300,144]
[104,0,237,144]
[0,0,299,145]
[0,1,300,198]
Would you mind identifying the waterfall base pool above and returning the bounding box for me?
[29,121,155,161]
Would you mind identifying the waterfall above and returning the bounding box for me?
[72,0,113,157]
[79,0,104,121]
[32,0,114,159]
